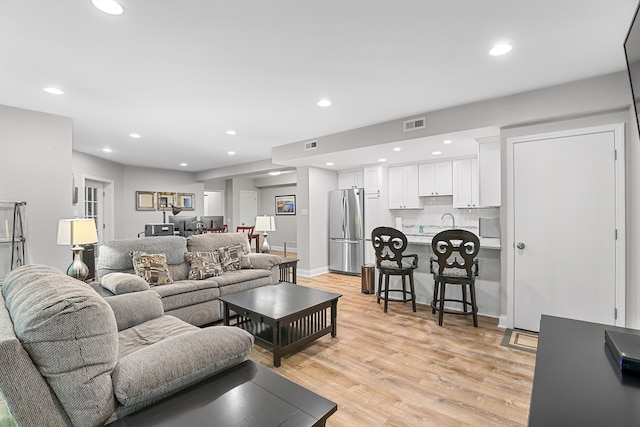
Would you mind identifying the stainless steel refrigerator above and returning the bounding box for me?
[329,188,365,275]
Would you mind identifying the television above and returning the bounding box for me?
[169,215,196,236]
[624,1,640,137]
[200,216,224,229]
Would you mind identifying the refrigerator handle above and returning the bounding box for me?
[342,193,346,237]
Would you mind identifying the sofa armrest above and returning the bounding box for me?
[105,290,164,331]
[247,253,284,284]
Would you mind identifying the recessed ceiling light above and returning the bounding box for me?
[180,163,188,167]
[227,151,236,155]
[489,43,512,56]
[317,99,332,107]
[92,0,124,15]
[326,162,334,166]
[378,158,387,162]
[432,151,442,155]
[393,147,402,152]
[43,87,64,95]
[226,130,237,135]
[443,139,452,145]
[102,148,112,153]
[269,171,281,176]
[129,133,141,139]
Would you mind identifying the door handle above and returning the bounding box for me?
[517,242,525,250]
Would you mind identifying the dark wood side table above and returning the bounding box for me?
[529,315,640,426]
[107,360,337,427]
[279,258,298,283]
[220,283,341,367]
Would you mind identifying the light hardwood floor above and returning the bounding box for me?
[249,272,536,426]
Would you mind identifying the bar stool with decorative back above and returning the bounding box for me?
[430,229,480,327]
[371,226,418,313]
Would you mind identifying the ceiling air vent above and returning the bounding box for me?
[304,140,318,151]
[403,117,426,132]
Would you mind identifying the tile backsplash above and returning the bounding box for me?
[393,196,499,234]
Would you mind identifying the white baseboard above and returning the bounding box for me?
[298,266,329,277]
[498,315,509,329]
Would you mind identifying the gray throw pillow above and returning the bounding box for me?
[101,272,150,294]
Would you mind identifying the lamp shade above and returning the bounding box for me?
[254,216,276,233]
[57,219,99,246]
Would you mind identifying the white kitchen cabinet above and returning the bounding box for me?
[338,170,364,189]
[453,158,479,208]
[388,165,422,209]
[418,161,452,196]
[477,136,501,207]
[363,166,382,194]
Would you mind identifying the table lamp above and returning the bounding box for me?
[57,218,99,281]
[254,215,276,253]
[163,204,182,223]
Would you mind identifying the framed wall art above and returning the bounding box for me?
[157,192,176,211]
[135,191,156,211]
[275,195,296,215]
[176,193,195,210]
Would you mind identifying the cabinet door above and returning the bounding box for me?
[418,163,436,196]
[434,161,453,195]
[478,139,501,206]
[364,166,382,194]
[388,166,404,209]
[453,158,479,208]
[403,164,422,208]
[337,171,353,189]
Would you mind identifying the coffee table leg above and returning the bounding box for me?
[331,300,338,337]
[223,303,230,326]
[273,321,281,367]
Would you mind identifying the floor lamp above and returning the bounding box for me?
[255,215,276,253]
[57,218,98,281]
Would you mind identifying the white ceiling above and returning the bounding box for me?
[1,1,637,173]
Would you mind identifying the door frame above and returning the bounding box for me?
[82,175,115,244]
[505,123,626,329]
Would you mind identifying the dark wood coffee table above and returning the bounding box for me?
[220,283,341,367]
[107,360,337,426]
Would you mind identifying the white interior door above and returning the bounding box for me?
[239,190,258,229]
[511,127,623,331]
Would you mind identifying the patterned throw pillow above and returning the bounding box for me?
[130,251,173,285]
[185,252,223,280]
[216,244,252,271]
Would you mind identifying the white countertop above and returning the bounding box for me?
[403,234,501,249]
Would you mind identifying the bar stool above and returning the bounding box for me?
[430,229,480,327]
[371,227,418,313]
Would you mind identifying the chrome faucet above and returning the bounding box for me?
[441,212,455,229]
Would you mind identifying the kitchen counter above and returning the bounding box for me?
[403,233,501,249]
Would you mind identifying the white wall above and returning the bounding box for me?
[0,105,73,274]
[121,166,204,238]
[627,106,640,328]
[258,184,297,251]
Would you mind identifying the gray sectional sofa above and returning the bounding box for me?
[95,233,284,326]
[0,264,254,426]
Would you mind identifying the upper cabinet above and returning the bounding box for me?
[452,158,478,208]
[477,136,501,207]
[363,166,382,194]
[418,161,452,196]
[338,170,364,189]
[388,165,422,209]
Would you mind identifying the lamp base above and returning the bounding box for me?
[67,246,89,281]
[260,234,271,254]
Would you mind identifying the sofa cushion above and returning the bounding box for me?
[185,251,223,279]
[117,315,198,359]
[105,290,164,332]
[187,232,250,254]
[216,244,244,271]
[101,272,150,294]
[131,252,173,285]
[2,264,118,427]
[112,326,254,407]
[97,236,188,280]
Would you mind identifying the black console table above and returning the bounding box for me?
[529,315,640,426]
